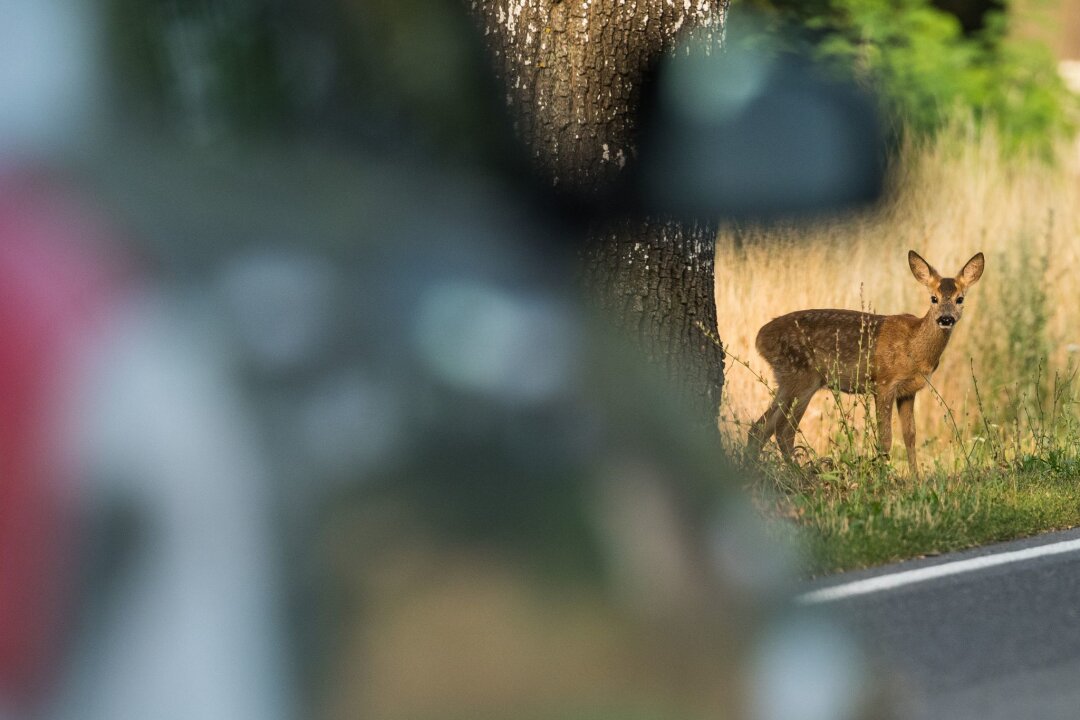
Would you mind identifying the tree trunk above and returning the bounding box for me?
[582,218,722,419]
[468,0,728,425]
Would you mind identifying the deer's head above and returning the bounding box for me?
[908,250,985,331]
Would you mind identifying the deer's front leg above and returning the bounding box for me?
[874,387,896,460]
[896,394,919,479]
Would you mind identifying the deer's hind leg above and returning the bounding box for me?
[748,372,817,460]
[775,381,822,459]
[747,384,795,459]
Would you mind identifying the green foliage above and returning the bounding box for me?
[741,0,1079,155]
[790,467,1080,573]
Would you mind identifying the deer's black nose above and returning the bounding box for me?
[937,315,956,328]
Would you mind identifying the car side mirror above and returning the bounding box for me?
[631,29,887,221]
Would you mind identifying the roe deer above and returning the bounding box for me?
[747,250,985,477]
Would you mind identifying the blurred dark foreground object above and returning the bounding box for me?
[634,28,886,221]
[0,1,893,719]
[70,126,890,717]
[294,11,886,715]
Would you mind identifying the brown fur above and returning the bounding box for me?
[747,250,985,478]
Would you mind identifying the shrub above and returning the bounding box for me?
[742,0,1079,156]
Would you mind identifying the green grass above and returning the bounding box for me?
[760,463,1080,574]
[735,356,1080,574]
[736,360,1080,574]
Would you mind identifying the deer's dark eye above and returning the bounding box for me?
[931,296,939,304]
[957,296,964,304]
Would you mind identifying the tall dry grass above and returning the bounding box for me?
[715,120,1080,466]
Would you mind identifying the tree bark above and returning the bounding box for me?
[582,218,722,418]
[468,0,728,425]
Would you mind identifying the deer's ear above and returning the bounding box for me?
[958,252,985,287]
[908,250,940,287]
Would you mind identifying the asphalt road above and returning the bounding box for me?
[797,528,1080,720]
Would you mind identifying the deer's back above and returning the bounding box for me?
[756,309,883,384]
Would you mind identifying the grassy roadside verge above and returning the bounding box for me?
[751,462,1080,574]
[729,353,1080,575]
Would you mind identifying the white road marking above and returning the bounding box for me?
[797,536,1080,604]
